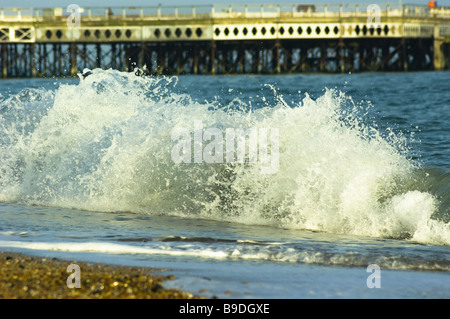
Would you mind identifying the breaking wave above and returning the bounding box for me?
[0,68,448,245]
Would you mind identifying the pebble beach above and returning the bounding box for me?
[0,251,199,299]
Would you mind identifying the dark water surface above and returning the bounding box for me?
[0,70,448,298]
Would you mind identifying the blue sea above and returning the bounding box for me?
[0,69,449,299]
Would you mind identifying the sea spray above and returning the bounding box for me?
[0,68,448,245]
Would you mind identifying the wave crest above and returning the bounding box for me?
[0,68,448,245]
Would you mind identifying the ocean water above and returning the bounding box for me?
[0,69,449,299]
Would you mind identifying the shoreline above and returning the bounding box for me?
[0,251,201,299]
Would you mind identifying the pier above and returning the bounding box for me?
[0,3,449,77]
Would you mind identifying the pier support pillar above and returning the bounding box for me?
[273,40,281,74]
[211,41,216,75]
[193,44,198,75]
[96,44,102,68]
[1,44,7,78]
[433,41,445,71]
[140,42,145,69]
[433,39,445,71]
[70,44,78,76]
[401,39,408,72]
[338,40,346,73]
[433,25,445,71]
[31,44,36,77]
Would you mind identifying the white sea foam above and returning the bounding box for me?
[0,239,447,271]
[0,68,448,245]
[0,240,230,259]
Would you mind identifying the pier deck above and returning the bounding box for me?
[1,3,449,77]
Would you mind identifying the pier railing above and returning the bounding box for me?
[1,3,450,22]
